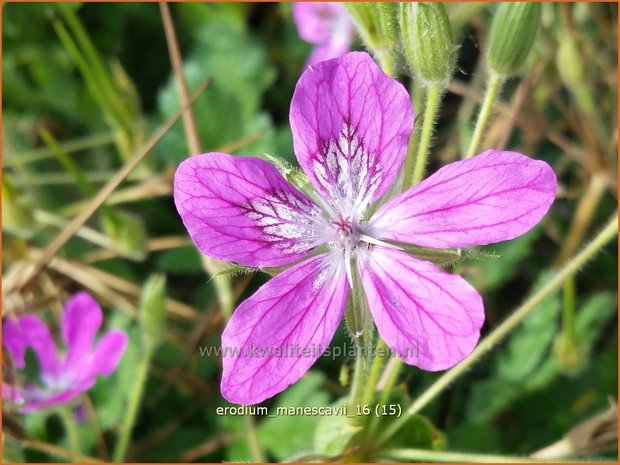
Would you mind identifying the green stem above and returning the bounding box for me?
[378,358,403,408]
[38,128,96,197]
[58,4,134,132]
[361,338,387,406]
[366,356,403,442]
[58,406,81,461]
[5,132,115,168]
[113,347,153,462]
[244,415,264,462]
[349,348,368,412]
[381,448,543,463]
[378,212,618,447]
[465,71,504,158]
[410,83,443,186]
[200,255,235,319]
[562,276,577,345]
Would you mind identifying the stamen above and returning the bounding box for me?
[344,247,353,288]
[360,234,403,250]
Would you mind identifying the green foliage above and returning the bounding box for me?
[258,372,331,460]
[155,4,277,164]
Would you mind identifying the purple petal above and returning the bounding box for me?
[293,2,354,66]
[75,330,128,386]
[3,383,24,404]
[370,150,557,248]
[290,52,413,217]
[19,386,83,413]
[174,152,328,267]
[358,247,484,370]
[61,292,103,372]
[8,315,61,378]
[293,3,343,44]
[3,318,28,369]
[221,254,349,404]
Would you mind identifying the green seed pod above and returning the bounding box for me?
[487,3,542,76]
[345,2,399,71]
[139,274,167,350]
[400,3,456,86]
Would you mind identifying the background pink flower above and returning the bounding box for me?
[293,2,354,66]
[3,292,128,413]
[174,52,557,405]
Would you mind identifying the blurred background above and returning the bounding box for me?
[2,2,618,462]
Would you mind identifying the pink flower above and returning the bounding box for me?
[293,2,354,66]
[3,292,128,413]
[174,52,557,405]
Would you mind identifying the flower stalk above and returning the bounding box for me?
[114,275,166,462]
[361,338,387,406]
[378,211,618,446]
[59,406,81,461]
[410,82,443,185]
[113,346,152,462]
[465,71,503,158]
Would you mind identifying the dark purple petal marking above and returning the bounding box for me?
[174,152,329,267]
[290,52,413,218]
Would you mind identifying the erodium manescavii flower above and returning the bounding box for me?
[293,2,354,66]
[3,292,128,413]
[174,52,557,405]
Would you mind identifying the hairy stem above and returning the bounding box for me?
[378,212,618,446]
[411,82,443,186]
[58,406,81,461]
[362,338,387,406]
[465,71,504,158]
[244,415,264,462]
[113,347,153,462]
[349,347,369,413]
[366,356,403,443]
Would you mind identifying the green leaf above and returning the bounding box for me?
[155,10,277,164]
[257,371,330,460]
[575,292,616,343]
[313,401,361,455]
[389,414,446,450]
[155,246,204,275]
[496,270,561,382]
[475,226,543,291]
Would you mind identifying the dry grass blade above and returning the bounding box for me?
[180,433,242,462]
[160,2,201,154]
[42,252,198,321]
[8,79,210,294]
[20,439,105,463]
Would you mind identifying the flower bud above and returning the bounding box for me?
[487,3,542,76]
[400,3,456,85]
[344,3,398,60]
[263,153,312,195]
[139,274,167,349]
